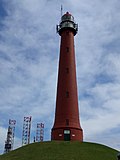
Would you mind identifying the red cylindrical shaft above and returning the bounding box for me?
[51,12,83,141]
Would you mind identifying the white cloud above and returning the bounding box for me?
[80,82,120,149]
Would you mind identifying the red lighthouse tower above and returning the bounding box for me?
[51,12,83,141]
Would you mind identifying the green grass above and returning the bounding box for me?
[0,141,118,160]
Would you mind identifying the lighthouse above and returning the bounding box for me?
[51,12,83,141]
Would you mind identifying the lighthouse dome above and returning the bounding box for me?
[61,12,74,23]
[56,12,78,36]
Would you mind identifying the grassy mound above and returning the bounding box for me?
[0,141,118,160]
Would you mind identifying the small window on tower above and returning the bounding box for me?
[66,47,69,53]
[66,119,69,126]
[66,67,69,74]
[66,91,69,98]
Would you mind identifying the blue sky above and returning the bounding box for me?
[0,0,120,154]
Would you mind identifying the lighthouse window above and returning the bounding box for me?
[66,67,69,73]
[66,119,69,126]
[66,91,69,98]
[66,47,69,52]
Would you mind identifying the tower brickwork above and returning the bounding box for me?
[51,12,83,141]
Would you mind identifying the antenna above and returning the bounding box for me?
[61,5,63,17]
[22,116,32,146]
[4,119,16,154]
[36,123,44,142]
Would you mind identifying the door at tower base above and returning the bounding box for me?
[51,128,83,141]
[64,130,70,141]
